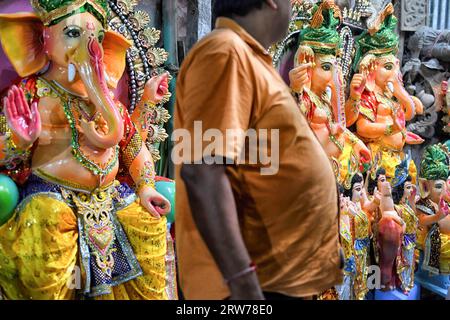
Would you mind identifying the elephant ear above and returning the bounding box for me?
[419,178,430,199]
[0,13,47,77]
[103,30,132,89]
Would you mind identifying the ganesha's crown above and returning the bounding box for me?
[30,0,109,27]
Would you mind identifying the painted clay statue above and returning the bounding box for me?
[0,0,177,300]
[376,179,405,291]
[408,26,450,63]
[391,159,419,294]
[345,3,424,181]
[289,0,370,186]
[342,173,370,300]
[337,185,357,300]
[417,144,450,275]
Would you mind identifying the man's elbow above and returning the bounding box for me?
[180,163,226,186]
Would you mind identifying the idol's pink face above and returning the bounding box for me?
[403,181,415,199]
[377,174,387,191]
[44,12,105,74]
[430,179,446,204]
[352,181,364,203]
[373,55,399,90]
[43,12,123,149]
[310,54,343,101]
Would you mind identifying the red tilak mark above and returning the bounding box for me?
[86,21,95,31]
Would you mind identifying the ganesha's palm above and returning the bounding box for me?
[142,73,169,105]
[350,74,366,98]
[4,85,41,146]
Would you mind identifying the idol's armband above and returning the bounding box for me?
[120,110,156,193]
[344,130,360,146]
[130,100,159,143]
[0,114,31,169]
[348,96,361,116]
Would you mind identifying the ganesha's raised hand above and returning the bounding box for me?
[138,185,171,219]
[349,73,366,100]
[289,63,312,94]
[3,85,41,148]
[141,72,170,105]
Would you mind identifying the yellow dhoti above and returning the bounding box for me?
[368,142,417,183]
[336,142,359,189]
[0,192,175,300]
[440,233,450,274]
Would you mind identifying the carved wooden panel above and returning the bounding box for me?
[401,0,428,31]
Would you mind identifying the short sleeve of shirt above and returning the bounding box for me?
[175,48,253,164]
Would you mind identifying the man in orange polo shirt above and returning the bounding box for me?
[174,0,343,300]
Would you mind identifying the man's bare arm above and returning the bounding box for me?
[180,162,264,300]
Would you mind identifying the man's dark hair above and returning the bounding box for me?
[213,0,265,18]
[343,174,364,198]
[392,175,412,204]
[368,168,386,195]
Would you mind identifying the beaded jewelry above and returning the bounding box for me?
[384,124,393,136]
[349,96,361,115]
[1,129,32,170]
[38,78,119,176]
[107,0,171,162]
[122,131,143,169]
[135,160,156,193]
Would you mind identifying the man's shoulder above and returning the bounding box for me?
[187,28,251,62]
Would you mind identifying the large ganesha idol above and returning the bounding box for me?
[0,0,177,300]
[345,4,424,182]
[289,0,370,186]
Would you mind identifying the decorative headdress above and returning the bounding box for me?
[270,0,316,65]
[353,3,398,71]
[420,144,450,181]
[392,156,411,188]
[31,0,109,28]
[298,0,342,56]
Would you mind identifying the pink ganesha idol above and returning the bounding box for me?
[0,0,177,300]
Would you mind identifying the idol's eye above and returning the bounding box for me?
[384,63,394,70]
[64,26,81,39]
[98,30,105,43]
[435,183,444,189]
[321,62,332,71]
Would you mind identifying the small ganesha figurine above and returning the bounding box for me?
[416,144,450,276]
[0,0,177,300]
[345,3,424,182]
[289,0,370,186]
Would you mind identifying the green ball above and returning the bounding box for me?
[0,174,19,226]
[155,179,175,224]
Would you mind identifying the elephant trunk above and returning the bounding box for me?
[331,66,345,127]
[75,38,124,149]
[389,73,416,121]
